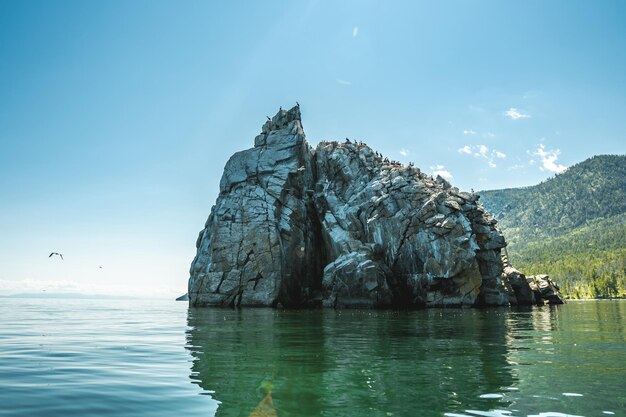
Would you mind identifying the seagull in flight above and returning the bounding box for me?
[49,252,63,260]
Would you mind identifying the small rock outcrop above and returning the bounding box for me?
[188,105,556,308]
[527,275,566,305]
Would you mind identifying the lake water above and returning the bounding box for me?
[0,299,623,417]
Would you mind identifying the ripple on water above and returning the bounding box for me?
[465,410,514,417]
[479,394,504,399]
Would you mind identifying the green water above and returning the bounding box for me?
[187,302,625,417]
[0,299,624,416]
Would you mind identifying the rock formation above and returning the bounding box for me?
[527,275,566,305]
[188,105,556,308]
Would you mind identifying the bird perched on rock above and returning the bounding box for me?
[266,116,271,121]
[49,252,63,260]
[345,138,351,143]
[296,101,300,107]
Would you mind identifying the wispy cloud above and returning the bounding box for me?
[336,79,352,86]
[532,144,567,173]
[399,149,409,157]
[0,279,174,298]
[352,26,359,37]
[507,164,525,171]
[505,107,530,120]
[463,130,495,139]
[468,105,486,113]
[457,144,506,168]
[430,164,453,179]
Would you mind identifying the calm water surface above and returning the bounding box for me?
[0,299,623,417]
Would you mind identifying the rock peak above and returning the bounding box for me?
[261,104,301,133]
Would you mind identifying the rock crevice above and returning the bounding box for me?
[188,105,557,308]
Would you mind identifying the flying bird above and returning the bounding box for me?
[49,252,63,260]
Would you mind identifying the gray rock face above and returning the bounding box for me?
[189,107,324,307]
[502,265,535,305]
[188,105,543,308]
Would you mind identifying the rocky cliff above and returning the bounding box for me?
[188,105,546,308]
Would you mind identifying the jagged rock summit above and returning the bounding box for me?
[188,105,545,308]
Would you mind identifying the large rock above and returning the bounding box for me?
[188,105,545,308]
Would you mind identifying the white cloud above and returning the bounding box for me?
[336,79,352,86]
[457,145,506,168]
[463,129,477,136]
[399,149,409,157]
[504,107,530,120]
[532,144,567,173]
[484,131,495,138]
[352,26,359,37]
[430,165,453,179]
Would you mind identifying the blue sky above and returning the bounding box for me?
[1,0,625,297]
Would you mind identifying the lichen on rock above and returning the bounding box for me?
[188,105,555,308]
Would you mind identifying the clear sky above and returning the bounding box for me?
[1,0,625,297]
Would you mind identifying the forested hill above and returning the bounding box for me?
[479,154,626,298]
[480,155,626,246]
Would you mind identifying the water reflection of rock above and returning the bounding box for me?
[186,308,326,417]
[316,309,519,416]
[186,308,517,417]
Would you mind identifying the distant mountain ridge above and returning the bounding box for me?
[480,154,626,246]
[479,154,626,298]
